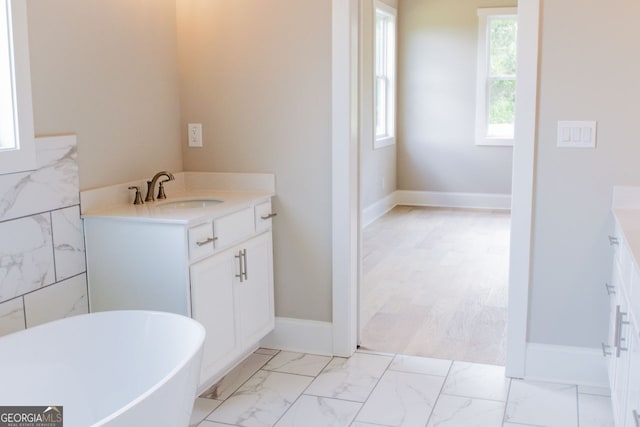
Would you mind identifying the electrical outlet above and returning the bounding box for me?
[188,123,203,147]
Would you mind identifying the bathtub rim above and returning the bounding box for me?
[0,309,205,426]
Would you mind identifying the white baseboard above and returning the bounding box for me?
[361,190,511,226]
[396,190,511,210]
[260,317,334,356]
[362,192,398,227]
[524,343,609,387]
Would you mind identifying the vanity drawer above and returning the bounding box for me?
[215,207,255,249]
[188,222,215,260]
[255,200,276,233]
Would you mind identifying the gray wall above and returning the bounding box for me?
[397,0,515,194]
[19,0,640,351]
[528,0,640,347]
[360,0,398,209]
[26,0,183,190]
[176,0,333,322]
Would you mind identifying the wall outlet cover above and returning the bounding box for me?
[188,123,203,147]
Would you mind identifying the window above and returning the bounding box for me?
[0,0,35,174]
[374,1,396,149]
[475,8,517,146]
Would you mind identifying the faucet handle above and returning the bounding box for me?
[128,186,144,205]
[145,180,154,202]
[157,179,170,200]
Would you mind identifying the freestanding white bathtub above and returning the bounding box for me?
[0,310,205,427]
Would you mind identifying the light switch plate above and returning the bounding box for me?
[557,121,596,148]
[188,123,203,147]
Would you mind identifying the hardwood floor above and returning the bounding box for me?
[359,206,510,366]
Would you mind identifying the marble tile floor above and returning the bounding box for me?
[190,348,614,427]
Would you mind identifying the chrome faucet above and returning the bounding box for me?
[145,171,175,202]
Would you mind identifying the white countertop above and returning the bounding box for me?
[82,189,273,225]
[612,186,640,270]
[80,172,275,225]
[613,208,640,269]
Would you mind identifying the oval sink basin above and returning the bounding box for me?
[156,199,223,209]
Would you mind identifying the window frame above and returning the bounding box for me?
[475,7,517,147]
[0,0,36,174]
[373,0,396,150]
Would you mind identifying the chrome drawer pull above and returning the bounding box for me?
[196,237,217,246]
[605,283,616,296]
[243,249,248,281]
[609,235,619,246]
[615,305,630,357]
[235,249,247,282]
[261,212,278,220]
[633,410,639,427]
[601,342,612,357]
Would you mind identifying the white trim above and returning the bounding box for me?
[260,317,334,356]
[476,138,514,147]
[362,190,511,227]
[506,0,540,378]
[477,7,518,17]
[374,135,395,149]
[373,0,396,150]
[374,0,396,17]
[0,0,36,174]
[396,190,511,211]
[331,0,359,357]
[336,1,540,379]
[524,343,609,387]
[362,192,398,227]
[474,7,518,147]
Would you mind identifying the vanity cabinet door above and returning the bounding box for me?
[607,262,623,388]
[612,294,632,426]
[625,330,640,427]
[190,248,237,386]
[234,231,275,347]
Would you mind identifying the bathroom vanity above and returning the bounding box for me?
[605,187,640,427]
[81,172,276,392]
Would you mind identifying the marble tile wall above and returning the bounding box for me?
[0,135,88,337]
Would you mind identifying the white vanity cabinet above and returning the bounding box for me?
[606,214,640,427]
[190,231,274,386]
[84,197,275,392]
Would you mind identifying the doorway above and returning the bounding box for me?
[357,0,516,366]
[330,0,539,379]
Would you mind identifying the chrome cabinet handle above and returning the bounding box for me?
[633,410,639,427]
[243,250,248,281]
[196,237,217,246]
[235,249,247,282]
[609,235,619,246]
[602,342,612,357]
[605,283,616,296]
[235,250,244,282]
[615,305,630,357]
[261,212,278,220]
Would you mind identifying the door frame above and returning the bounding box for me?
[331,0,540,379]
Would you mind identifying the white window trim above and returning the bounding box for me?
[0,0,36,174]
[373,0,396,150]
[475,7,517,147]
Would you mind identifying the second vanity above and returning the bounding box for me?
[606,187,640,427]
[81,172,276,393]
